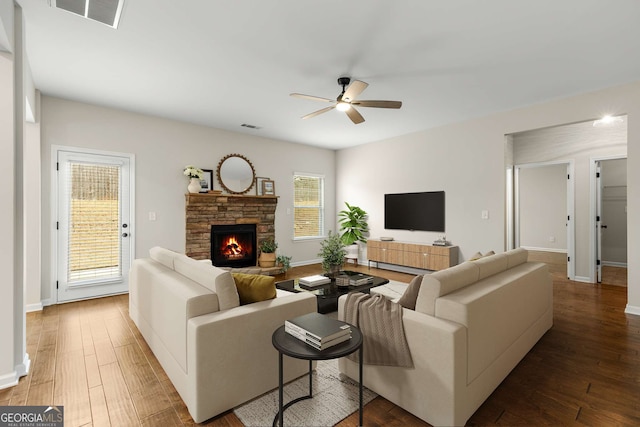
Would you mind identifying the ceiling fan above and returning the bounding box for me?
[290,77,402,124]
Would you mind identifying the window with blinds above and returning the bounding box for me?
[293,174,324,239]
[67,162,121,283]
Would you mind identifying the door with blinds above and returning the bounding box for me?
[56,150,132,302]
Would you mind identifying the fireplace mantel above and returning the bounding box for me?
[185,193,278,260]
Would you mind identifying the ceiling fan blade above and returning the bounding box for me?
[352,100,402,109]
[345,106,365,124]
[290,93,335,103]
[302,106,335,120]
[342,80,368,102]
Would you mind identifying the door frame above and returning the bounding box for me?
[590,154,627,284]
[50,145,136,304]
[513,160,575,280]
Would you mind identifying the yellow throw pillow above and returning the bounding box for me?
[232,273,277,305]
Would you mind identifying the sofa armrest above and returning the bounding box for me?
[337,294,468,426]
[185,291,317,422]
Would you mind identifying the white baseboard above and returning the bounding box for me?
[602,261,628,268]
[0,354,30,391]
[625,305,640,316]
[0,371,19,390]
[366,262,429,276]
[26,302,43,312]
[520,246,567,254]
[573,276,593,283]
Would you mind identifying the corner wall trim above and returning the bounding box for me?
[625,305,640,317]
[26,302,43,312]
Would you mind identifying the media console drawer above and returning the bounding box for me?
[367,240,458,271]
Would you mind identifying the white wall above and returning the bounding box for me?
[0,1,29,390]
[39,96,336,304]
[518,164,567,251]
[336,80,640,314]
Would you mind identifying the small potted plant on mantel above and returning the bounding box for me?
[258,238,278,267]
[318,231,346,277]
[338,202,369,263]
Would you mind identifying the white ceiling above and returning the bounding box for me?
[17,0,640,150]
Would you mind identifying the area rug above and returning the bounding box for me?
[234,359,377,426]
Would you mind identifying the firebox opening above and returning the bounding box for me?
[211,224,257,268]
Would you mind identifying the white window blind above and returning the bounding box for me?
[293,174,324,239]
[66,162,122,283]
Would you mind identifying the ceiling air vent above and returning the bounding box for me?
[50,0,125,29]
[241,123,262,130]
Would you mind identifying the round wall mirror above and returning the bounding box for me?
[216,154,256,194]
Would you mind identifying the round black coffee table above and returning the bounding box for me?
[271,323,363,427]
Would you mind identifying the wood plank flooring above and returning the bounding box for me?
[5,262,640,426]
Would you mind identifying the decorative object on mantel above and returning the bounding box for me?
[255,177,270,195]
[262,179,275,196]
[184,165,204,194]
[318,231,346,277]
[217,153,256,194]
[258,238,278,267]
[338,202,369,263]
[200,169,213,193]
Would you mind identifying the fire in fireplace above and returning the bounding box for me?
[210,224,257,268]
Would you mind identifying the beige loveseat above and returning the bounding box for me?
[338,248,552,426]
[129,247,316,423]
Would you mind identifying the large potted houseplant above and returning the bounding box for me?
[318,231,346,276]
[258,238,278,267]
[338,202,369,263]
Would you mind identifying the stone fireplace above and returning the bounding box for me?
[185,193,277,262]
[210,223,256,267]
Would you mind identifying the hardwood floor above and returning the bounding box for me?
[5,263,640,426]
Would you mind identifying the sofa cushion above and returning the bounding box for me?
[506,247,528,268]
[472,253,509,281]
[174,256,233,294]
[232,273,277,305]
[397,275,423,310]
[468,252,483,261]
[415,262,480,316]
[149,246,183,270]
[215,274,240,310]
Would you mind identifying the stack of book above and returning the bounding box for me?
[298,274,331,287]
[335,271,373,287]
[285,313,352,351]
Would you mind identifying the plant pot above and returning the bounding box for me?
[188,178,201,193]
[259,252,276,267]
[328,264,341,278]
[345,243,358,260]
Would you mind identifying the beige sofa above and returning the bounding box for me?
[338,248,552,426]
[129,247,316,423]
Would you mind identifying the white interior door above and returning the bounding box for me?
[56,150,132,302]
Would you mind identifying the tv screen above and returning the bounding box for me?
[384,191,445,232]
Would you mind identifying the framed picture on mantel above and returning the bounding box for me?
[262,180,275,196]
[255,177,270,195]
[200,169,213,193]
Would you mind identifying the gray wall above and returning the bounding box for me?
[518,164,567,251]
[601,158,627,264]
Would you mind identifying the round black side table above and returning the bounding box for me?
[271,323,363,427]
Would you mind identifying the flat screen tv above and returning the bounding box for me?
[384,191,445,232]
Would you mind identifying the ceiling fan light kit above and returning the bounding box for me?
[291,77,402,124]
